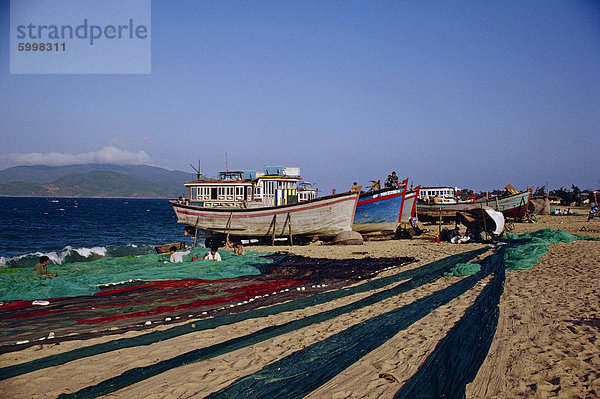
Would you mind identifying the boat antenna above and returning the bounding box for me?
[225,152,228,171]
[190,162,200,180]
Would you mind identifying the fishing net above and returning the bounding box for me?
[204,252,502,399]
[50,250,485,399]
[502,228,599,270]
[0,248,268,301]
[0,252,464,380]
[444,263,481,277]
[6,229,597,398]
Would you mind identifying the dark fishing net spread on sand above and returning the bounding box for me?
[0,253,414,352]
[3,230,595,398]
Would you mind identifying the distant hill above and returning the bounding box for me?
[0,164,196,198]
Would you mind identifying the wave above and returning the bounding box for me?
[0,243,158,269]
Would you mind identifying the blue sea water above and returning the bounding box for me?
[0,197,193,268]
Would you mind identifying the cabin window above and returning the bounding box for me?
[265,181,275,195]
[211,187,218,199]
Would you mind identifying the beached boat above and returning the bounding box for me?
[417,188,532,223]
[170,190,360,239]
[352,178,421,234]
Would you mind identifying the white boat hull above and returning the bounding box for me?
[171,192,359,238]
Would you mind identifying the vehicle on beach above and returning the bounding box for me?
[352,178,421,236]
[418,186,459,204]
[297,181,318,202]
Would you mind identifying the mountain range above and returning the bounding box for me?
[0,164,196,198]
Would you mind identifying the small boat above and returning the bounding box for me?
[170,190,360,239]
[417,187,532,223]
[154,241,186,254]
[352,178,421,234]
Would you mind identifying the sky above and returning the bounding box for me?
[1,0,599,193]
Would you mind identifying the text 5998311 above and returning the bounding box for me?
[18,43,66,52]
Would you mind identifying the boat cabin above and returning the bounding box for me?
[185,166,306,208]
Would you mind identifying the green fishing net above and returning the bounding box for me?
[503,228,599,270]
[0,248,269,301]
[444,263,481,277]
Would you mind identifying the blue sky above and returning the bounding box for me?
[1,1,599,193]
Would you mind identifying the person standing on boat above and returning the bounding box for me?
[34,255,56,277]
[169,246,191,263]
[350,182,359,193]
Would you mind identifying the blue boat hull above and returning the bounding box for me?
[353,186,419,234]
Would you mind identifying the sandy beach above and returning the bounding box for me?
[1,211,598,398]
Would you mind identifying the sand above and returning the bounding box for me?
[0,210,598,398]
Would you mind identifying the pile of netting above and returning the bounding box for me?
[443,263,481,277]
[502,228,599,270]
[0,248,269,301]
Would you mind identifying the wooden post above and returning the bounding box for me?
[193,217,200,247]
[271,214,277,246]
[480,203,488,240]
[286,213,293,246]
[517,196,526,221]
[225,212,233,244]
[438,208,442,236]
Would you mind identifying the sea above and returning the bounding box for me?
[0,197,195,269]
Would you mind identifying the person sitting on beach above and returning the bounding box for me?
[169,246,191,263]
[34,255,56,277]
[202,247,222,262]
[233,242,245,256]
[450,227,470,244]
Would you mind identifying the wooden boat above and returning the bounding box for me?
[352,178,421,234]
[170,191,360,239]
[154,241,186,254]
[417,188,532,223]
